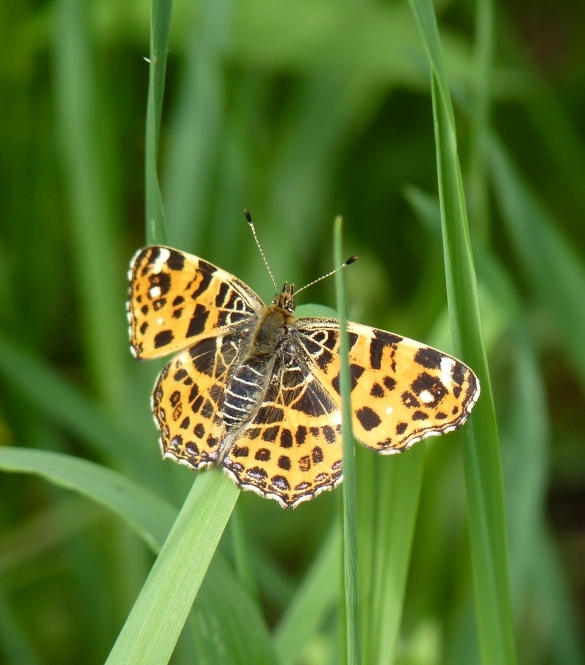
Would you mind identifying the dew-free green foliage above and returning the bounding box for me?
[1,0,584,664]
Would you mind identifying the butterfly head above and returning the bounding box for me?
[272,282,296,313]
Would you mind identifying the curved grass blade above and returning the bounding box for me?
[105,471,239,665]
[408,1,517,663]
[0,333,162,482]
[334,216,361,665]
[0,448,176,552]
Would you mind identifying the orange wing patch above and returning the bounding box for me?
[153,331,247,469]
[296,319,479,453]
[127,246,262,359]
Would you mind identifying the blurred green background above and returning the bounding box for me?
[1,0,585,663]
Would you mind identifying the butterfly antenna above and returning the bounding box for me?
[295,255,358,296]
[244,209,278,291]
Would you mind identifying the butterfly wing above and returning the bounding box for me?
[128,246,264,359]
[296,318,480,453]
[153,330,250,469]
[222,343,343,508]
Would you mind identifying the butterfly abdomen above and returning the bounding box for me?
[223,359,271,429]
[223,306,292,430]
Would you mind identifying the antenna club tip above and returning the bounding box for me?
[345,255,358,265]
[244,209,252,224]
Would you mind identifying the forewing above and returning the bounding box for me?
[128,246,263,359]
[296,318,480,453]
[153,330,248,469]
[222,346,343,508]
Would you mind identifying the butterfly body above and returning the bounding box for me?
[128,245,480,508]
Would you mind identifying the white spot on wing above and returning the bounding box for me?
[385,406,393,415]
[151,247,170,273]
[440,357,455,389]
[420,390,434,404]
[156,317,164,325]
[149,286,161,298]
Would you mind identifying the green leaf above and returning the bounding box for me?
[0,447,176,553]
[334,216,361,665]
[145,0,173,244]
[106,471,239,665]
[408,1,517,663]
[490,138,585,392]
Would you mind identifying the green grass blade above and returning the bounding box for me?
[0,448,176,552]
[163,0,232,252]
[145,0,173,244]
[467,0,494,241]
[230,502,260,603]
[408,1,517,663]
[0,450,275,664]
[274,523,340,665]
[368,448,424,664]
[105,471,239,665]
[192,555,279,665]
[53,0,128,410]
[489,138,585,391]
[334,216,361,665]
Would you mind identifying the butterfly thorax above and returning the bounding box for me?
[221,296,296,434]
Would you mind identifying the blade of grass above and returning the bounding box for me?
[145,0,173,244]
[274,523,340,665]
[230,501,260,603]
[0,448,176,552]
[53,0,128,413]
[368,448,424,664]
[467,0,494,242]
[489,138,585,392]
[0,450,277,663]
[334,216,361,665]
[105,471,239,665]
[0,333,164,484]
[408,1,517,663]
[191,554,279,665]
[163,0,232,252]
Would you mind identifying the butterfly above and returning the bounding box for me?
[127,221,480,508]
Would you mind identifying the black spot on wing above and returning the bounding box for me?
[278,455,291,470]
[150,271,171,296]
[271,475,290,491]
[191,260,216,299]
[356,406,381,431]
[414,347,443,370]
[331,364,365,394]
[255,448,271,461]
[186,304,210,337]
[369,330,403,370]
[410,372,447,407]
[280,428,293,448]
[167,250,185,271]
[154,330,174,348]
[214,281,230,307]
[262,426,279,442]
